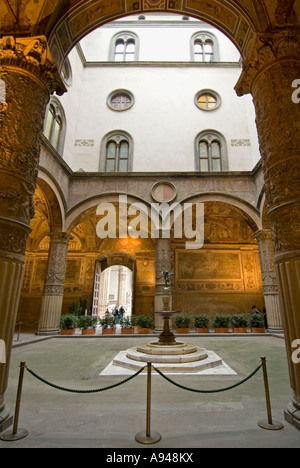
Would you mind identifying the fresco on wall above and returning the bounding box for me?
[177,250,241,280]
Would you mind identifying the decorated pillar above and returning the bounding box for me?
[38,232,72,335]
[155,238,172,329]
[0,36,65,431]
[236,28,300,429]
[254,229,282,331]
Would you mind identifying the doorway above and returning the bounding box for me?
[92,254,135,318]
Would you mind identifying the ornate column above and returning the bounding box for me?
[236,28,300,429]
[0,36,65,431]
[38,232,72,335]
[154,238,172,329]
[254,229,282,331]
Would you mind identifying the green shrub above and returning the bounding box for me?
[77,315,97,329]
[59,314,78,330]
[212,314,231,328]
[100,316,116,329]
[250,313,265,328]
[136,315,154,329]
[175,314,191,328]
[194,314,210,328]
[231,314,249,328]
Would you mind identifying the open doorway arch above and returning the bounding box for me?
[92,253,135,317]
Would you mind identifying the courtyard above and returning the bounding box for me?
[1,332,299,449]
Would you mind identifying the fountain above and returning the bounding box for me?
[111,270,223,373]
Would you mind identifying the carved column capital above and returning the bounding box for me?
[0,36,66,96]
[235,29,300,97]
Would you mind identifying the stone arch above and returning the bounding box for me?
[36,173,65,231]
[174,192,261,233]
[47,0,261,69]
[26,178,64,251]
[97,252,136,272]
[65,193,154,234]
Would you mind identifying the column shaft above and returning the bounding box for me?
[236,30,300,428]
[0,36,65,430]
[38,232,71,334]
[254,229,282,330]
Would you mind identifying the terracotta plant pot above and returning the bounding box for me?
[196,327,209,333]
[121,328,134,334]
[233,328,247,333]
[60,329,75,335]
[102,328,116,335]
[215,328,229,333]
[251,328,265,333]
[81,329,96,335]
[176,328,190,334]
[138,328,151,334]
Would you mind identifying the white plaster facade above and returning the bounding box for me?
[53,13,260,173]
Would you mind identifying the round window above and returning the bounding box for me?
[195,90,221,111]
[107,90,134,111]
[151,182,177,203]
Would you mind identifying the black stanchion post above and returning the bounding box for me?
[258,356,284,431]
[135,362,161,444]
[0,362,29,441]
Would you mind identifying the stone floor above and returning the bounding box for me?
[1,330,300,449]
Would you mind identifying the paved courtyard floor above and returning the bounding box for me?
[1,332,300,449]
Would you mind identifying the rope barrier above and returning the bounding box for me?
[0,357,283,443]
[153,363,263,394]
[25,364,146,394]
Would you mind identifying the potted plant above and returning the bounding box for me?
[120,316,134,334]
[212,314,231,333]
[100,316,116,334]
[194,314,210,333]
[231,314,249,333]
[175,314,191,333]
[78,315,97,335]
[59,314,78,335]
[250,312,266,333]
[136,315,154,334]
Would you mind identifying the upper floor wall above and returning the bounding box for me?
[79,14,241,63]
[46,14,261,174]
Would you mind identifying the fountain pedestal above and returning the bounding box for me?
[155,311,179,345]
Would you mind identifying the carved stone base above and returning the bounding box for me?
[0,413,13,434]
[284,401,300,430]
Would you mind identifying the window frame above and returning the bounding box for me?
[43,97,66,156]
[100,131,133,173]
[109,32,139,62]
[195,89,221,111]
[195,130,228,172]
[107,89,135,112]
[191,32,219,62]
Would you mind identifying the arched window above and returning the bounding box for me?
[100,132,133,172]
[111,33,138,62]
[196,131,228,172]
[191,32,219,62]
[43,98,66,155]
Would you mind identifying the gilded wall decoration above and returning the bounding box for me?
[68,0,124,38]
[176,249,242,281]
[185,0,238,34]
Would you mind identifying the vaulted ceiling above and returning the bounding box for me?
[1,0,299,67]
